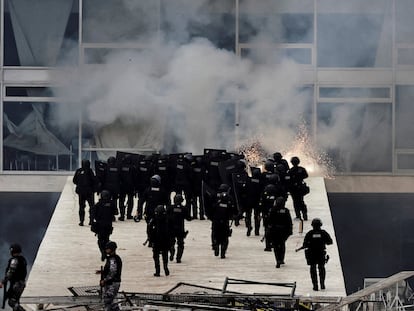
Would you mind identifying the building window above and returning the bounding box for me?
[317,102,392,172]
[4,0,79,67]
[3,102,77,171]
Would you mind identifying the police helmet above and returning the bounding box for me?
[311,218,322,228]
[184,153,193,162]
[101,190,111,200]
[264,160,274,172]
[81,159,91,169]
[237,160,246,170]
[219,184,230,192]
[174,193,184,205]
[273,152,282,161]
[10,243,22,254]
[105,241,117,251]
[290,156,300,166]
[151,174,161,184]
[107,156,116,165]
[274,196,285,208]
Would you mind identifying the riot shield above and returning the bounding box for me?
[218,156,243,185]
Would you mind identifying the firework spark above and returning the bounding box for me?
[283,123,336,178]
[237,123,336,178]
[237,136,268,170]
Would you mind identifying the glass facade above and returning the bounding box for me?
[2,0,414,174]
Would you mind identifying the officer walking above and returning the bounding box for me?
[148,205,171,277]
[209,184,236,259]
[167,194,190,263]
[118,155,136,221]
[97,241,122,311]
[0,243,27,311]
[73,159,98,226]
[299,218,333,291]
[91,190,117,261]
[288,156,309,220]
[140,175,169,245]
[266,197,292,268]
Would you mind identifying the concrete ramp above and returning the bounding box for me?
[24,177,346,298]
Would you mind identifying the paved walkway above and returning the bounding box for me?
[24,177,346,298]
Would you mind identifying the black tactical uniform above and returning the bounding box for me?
[0,244,27,311]
[210,184,235,259]
[205,151,224,191]
[266,197,293,268]
[148,205,171,277]
[273,152,290,174]
[258,183,283,251]
[100,241,122,311]
[73,159,97,226]
[301,218,333,291]
[288,156,309,220]
[174,155,195,218]
[134,156,153,221]
[118,156,136,220]
[191,156,206,220]
[232,170,250,235]
[141,175,169,245]
[91,190,117,261]
[153,155,173,205]
[166,194,190,263]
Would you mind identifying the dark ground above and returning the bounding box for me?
[328,193,414,294]
[0,192,413,299]
[0,192,60,308]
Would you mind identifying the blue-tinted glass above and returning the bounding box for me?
[317,14,390,67]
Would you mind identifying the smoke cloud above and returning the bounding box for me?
[52,0,405,173]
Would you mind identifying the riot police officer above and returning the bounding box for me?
[174,154,195,218]
[288,156,309,220]
[134,155,154,221]
[300,218,333,291]
[98,241,122,311]
[248,168,263,236]
[73,159,98,226]
[141,175,169,245]
[191,156,207,220]
[91,190,117,261]
[266,197,292,268]
[148,205,171,277]
[167,194,190,263]
[118,155,136,221]
[0,244,27,311]
[209,184,236,259]
[273,152,290,173]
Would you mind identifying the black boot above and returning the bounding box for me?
[319,265,326,289]
[169,247,175,261]
[310,265,318,291]
[163,263,170,276]
[176,245,184,263]
[220,244,227,259]
[154,254,160,277]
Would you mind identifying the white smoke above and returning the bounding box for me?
[52,0,400,173]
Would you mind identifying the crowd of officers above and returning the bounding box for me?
[73,148,332,291]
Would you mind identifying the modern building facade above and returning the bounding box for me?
[2,0,414,175]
